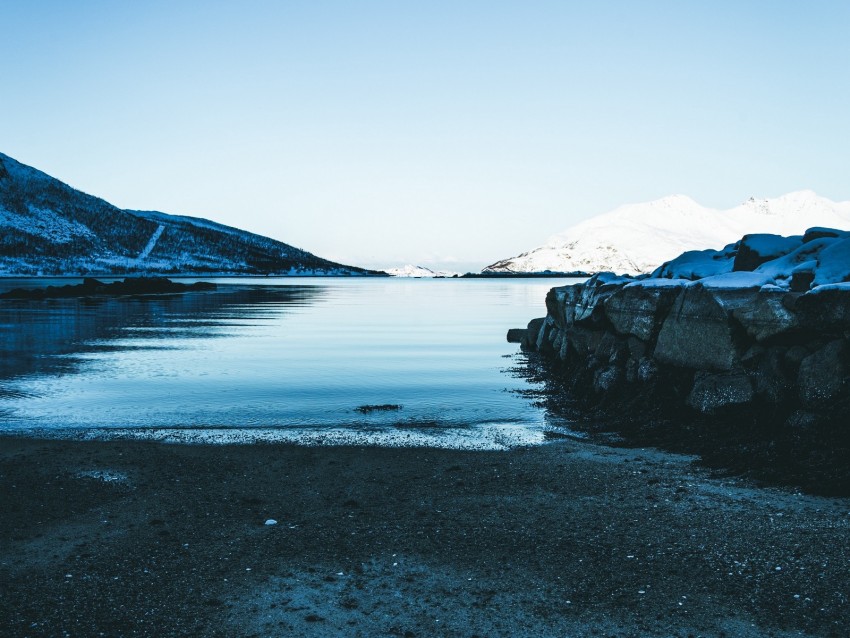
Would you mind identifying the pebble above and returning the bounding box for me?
[264,519,277,526]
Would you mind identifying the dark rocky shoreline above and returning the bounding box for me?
[0,277,217,300]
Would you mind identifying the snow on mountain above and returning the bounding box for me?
[0,152,380,276]
[383,264,460,277]
[385,265,438,277]
[484,191,850,275]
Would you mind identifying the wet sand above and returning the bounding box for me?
[1,436,848,637]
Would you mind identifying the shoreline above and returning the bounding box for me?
[2,435,848,637]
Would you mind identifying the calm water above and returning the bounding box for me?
[0,277,582,448]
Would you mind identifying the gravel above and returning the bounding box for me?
[1,437,848,637]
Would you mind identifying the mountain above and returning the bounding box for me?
[484,191,850,275]
[383,264,460,277]
[0,152,379,276]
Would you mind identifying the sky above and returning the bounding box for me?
[2,1,849,272]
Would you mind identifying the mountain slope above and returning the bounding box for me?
[0,152,377,276]
[485,191,850,275]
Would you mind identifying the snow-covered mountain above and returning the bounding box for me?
[383,264,459,277]
[484,191,850,275]
[0,152,379,276]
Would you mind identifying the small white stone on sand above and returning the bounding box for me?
[264,519,277,526]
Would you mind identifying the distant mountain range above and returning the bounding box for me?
[0,152,380,276]
[383,264,460,278]
[485,191,850,275]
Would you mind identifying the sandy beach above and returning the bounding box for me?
[1,436,848,638]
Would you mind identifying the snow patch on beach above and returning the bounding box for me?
[5,423,558,451]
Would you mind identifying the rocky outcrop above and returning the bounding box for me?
[522,274,850,420]
[513,228,850,491]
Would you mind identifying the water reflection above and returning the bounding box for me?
[0,285,325,384]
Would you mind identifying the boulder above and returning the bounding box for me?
[654,285,757,371]
[784,345,810,370]
[604,282,683,341]
[733,234,802,272]
[731,289,799,342]
[812,237,850,287]
[795,286,850,333]
[802,227,850,243]
[573,273,632,325]
[754,237,835,284]
[521,318,545,350]
[558,330,570,359]
[594,331,627,364]
[752,347,792,404]
[652,243,737,280]
[507,328,527,343]
[798,339,847,405]
[565,325,604,358]
[789,267,815,292]
[686,372,754,413]
[546,286,581,329]
[535,317,557,354]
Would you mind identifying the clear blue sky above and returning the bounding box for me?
[2,1,848,271]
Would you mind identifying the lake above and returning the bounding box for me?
[0,277,583,448]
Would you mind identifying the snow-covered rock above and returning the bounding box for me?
[646,229,850,292]
[733,234,803,271]
[651,244,738,280]
[486,191,850,275]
